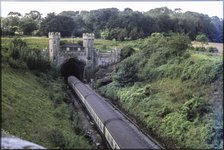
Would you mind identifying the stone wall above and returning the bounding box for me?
[48,32,60,66]
[48,32,121,68]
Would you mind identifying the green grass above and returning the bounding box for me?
[2,36,222,149]
[99,77,220,149]
[2,37,48,49]
[191,53,222,61]
[97,35,223,149]
[2,65,93,149]
[2,36,142,52]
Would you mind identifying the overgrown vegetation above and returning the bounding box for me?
[98,33,223,149]
[2,34,222,149]
[2,37,94,149]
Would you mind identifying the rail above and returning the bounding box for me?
[85,84,164,149]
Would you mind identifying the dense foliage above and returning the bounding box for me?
[2,38,94,149]
[2,37,50,71]
[1,7,223,42]
[98,33,223,149]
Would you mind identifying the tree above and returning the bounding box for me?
[19,18,38,35]
[1,12,22,35]
[167,33,191,57]
[113,56,138,86]
[40,13,75,36]
[25,11,41,20]
[8,12,22,17]
[124,8,133,13]
[58,11,79,18]
[100,29,109,39]
[196,34,209,46]
[174,8,182,13]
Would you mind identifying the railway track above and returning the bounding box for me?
[68,76,163,149]
[86,85,164,149]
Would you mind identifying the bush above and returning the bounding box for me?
[181,97,210,121]
[10,37,27,50]
[120,46,135,60]
[25,49,50,72]
[101,45,107,50]
[180,58,223,84]
[196,34,208,45]
[113,56,139,86]
[60,40,69,45]
[98,82,120,101]
[208,47,218,53]
[70,112,83,135]
[194,47,207,52]
[8,58,27,69]
[53,103,70,120]
[10,48,21,60]
[47,129,66,148]
[5,37,50,72]
[77,40,83,46]
[166,33,191,57]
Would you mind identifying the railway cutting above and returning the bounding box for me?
[67,76,163,149]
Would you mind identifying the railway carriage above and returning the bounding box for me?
[68,76,161,149]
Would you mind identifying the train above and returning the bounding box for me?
[67,75,161,149]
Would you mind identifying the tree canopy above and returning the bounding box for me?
[1,7,223,43]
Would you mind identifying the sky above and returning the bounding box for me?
[1,1,223,19]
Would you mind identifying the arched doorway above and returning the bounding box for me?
[60,58,85,81]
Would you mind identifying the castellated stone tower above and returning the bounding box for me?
[83,33,94,61]
[49,32,60,65]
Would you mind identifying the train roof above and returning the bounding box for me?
[106,118,159,149]
[69,76,161,149]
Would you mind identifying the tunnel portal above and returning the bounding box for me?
[60,58,85,81]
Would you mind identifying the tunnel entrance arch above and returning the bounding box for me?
[60,58,86,81]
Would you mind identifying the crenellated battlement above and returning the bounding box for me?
[48,32,61,38]
[48,32,120,68]
[83,33,94,40]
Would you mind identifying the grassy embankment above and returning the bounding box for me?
[97,33,223,149]
[2,37,94,149]
[2,36,222,149]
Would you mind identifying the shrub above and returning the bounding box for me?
[120,46,135,60]
[26,52,50,72]
[196,34,209,45]
[113,56,138,86]
[101,45,107,50]
[180,58,222,84]
[47,129,66,148]
[181,97,210,121]
[53,103,70,120]
[60,40,69,45]
[8,58,27,69]
[194,47,207,52]
[166,33,191,57]
[10,37,27,50]
[70,111,83,135]
[98,82,120,101]
[77,40,83,46]
[10,48,20,60]
[208,47,219,53]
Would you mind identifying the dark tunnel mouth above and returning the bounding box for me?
[60,58,85,81]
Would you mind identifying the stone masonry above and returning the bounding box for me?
[48,32,120,68]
